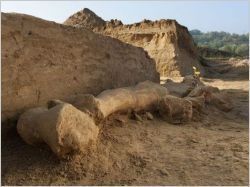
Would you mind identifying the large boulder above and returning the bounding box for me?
[17,103,99,157]
[64,81,170,120]
[158,95,193,124]
[163,76,233,113]
[187,85,233,112]
[2,13,159,128]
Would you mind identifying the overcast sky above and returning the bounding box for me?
[1,1,249,34]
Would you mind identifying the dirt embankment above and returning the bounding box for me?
[203,58,249,79]
[197,46,237,58]
[1,13,159,127]
[64,8,204,77]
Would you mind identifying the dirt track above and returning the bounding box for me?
[2,74,249,186]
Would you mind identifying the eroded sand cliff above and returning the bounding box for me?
[64,8,204,76]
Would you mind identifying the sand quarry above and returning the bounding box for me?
[1,10,249,186]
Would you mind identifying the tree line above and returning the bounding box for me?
[190,29,249,57]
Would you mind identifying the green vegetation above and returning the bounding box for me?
[190,30,249,57]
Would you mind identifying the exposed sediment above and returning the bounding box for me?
[2,12,159,126]
[64,8,204,76]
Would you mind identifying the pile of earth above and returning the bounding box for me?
[64,8,204,77]
[1,12,159,133]
[204,58,249,78]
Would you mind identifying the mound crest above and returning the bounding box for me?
[64,8,204,77]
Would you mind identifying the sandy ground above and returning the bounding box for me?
[1,62,249,186]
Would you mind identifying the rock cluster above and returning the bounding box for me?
[17,78,232,157]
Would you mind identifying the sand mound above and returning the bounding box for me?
[64,8,106,30]
[2,13,159,128]
[64,8,204,77]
